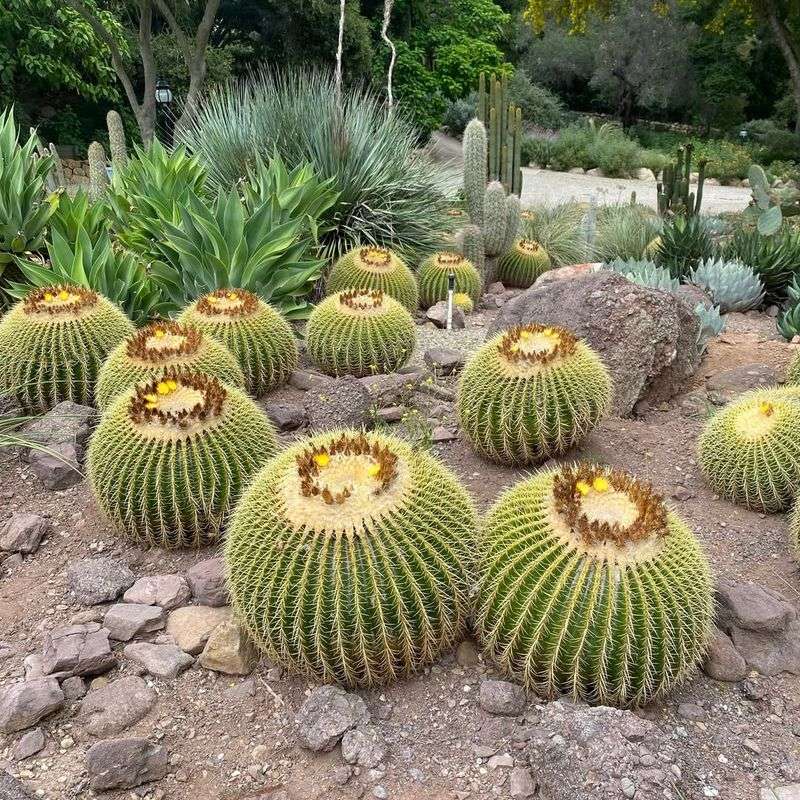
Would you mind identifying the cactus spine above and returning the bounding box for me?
[106,110,129,172]
[657,143,706,217]
[477,72,522,197]
[87,141,108,202]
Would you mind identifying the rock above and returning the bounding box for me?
[198,620,258,675]
[702,627,747,682]
[186,558,229,607]
[677,702,706,721]
[123,574,191,610]
[295,685,370,752]
[424,348,466,376]
[730,622,800,676]
[526,701,680,800]
[264,399,307,431]
[510,766,536,798]
[0,640,17,660]
[568,167,585,175]
[360,372,424,406]
[489,271,701,415]
[304,376,371,431]
[717,582,796,633]
[377,406,404,423]
[0,679,64,733]
[586,167,602,177]
[431,426,458,442]
[67,557,135,605]
[85,737,168,791]
[27,443,82,490]
[479,679,526,716]
[535,264,601,286]
[456,639,479,667]
[341,724,386,768]
[426,302,465,329]
[0,513,50,554]
[124,642,194,679]
[0,770,37,799]
[707,364,780,405]
[675,283,713,311]
[79,676,156,737]
[289,369,329,391]
[103,603,165,642]
[487,282,506,294]
[635,168,656,181]
[762,786,800,800]
[19,401,94,457]
[61,676,87,700]
[167,605,232,655]
[41,623,115,678]
[11,727,45,761]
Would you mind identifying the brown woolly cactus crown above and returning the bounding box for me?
[24,284,99,316]
[195,288,260,318]
[338,287,387,313]
[496,324,578,368]
[354,246,394,270]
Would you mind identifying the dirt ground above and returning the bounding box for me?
[1,308,799,800]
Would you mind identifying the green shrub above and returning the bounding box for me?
[768,161,800,184]
[520,133,554,167]
[49,189,109,245]
[548,124,594,171]
[442,95,478,137]
[760,130,800,165]
[594,205,661,262]
[588,134,641,177]
[508,69,567,130]
[639,148,668,175]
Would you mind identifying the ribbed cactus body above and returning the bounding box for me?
[477,464,713,707]
[454,293,474,313]
[418,251,482,308]
[225,430,476,686]
[483,181,510,256]
[496,239,552,288]
[698,387,800,512]
[326,246,419,311]
[790,500,800,561]
[96,320,245,410]
[460,225,486,275]
[458,325,612,464]
[788,352,800,385]
[305,289,415,377]
[0,285,134,412]
[463,119,488,226]
[88,371,277,548]
[179,289,298,397]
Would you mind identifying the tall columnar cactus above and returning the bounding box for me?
[496,239,552,288]
[179,289,298,397]
[477,463,713,707]
[305,289,416,377]
[326,246,419,311]
[87,141,108,202]
[698,386,800,512]
[106,110,129,172]
[458,324,612,465]
[96,320,246,411]
[88,370,278,548]
[477,72,523,197]
[224,429,476,686]
[417,251,482,308]
[459,224,486,275]
[656,143,706,217]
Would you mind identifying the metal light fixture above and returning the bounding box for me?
[155,79,173,106]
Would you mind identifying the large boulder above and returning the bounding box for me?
[488,271,701,415]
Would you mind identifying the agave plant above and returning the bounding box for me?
[519,203,587,266]
[50,189,110,244]
[606,258,679,292]
[689,258,764,313]
[695,302,726,353]
[778,302,800,340]
[655,215,713,280]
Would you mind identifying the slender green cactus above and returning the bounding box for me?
[87,141,108,202]
[657,143,706,217]
[477,72,522,196]
[463,120,487,226]
[106,110,129,172]
[460,225,485,275]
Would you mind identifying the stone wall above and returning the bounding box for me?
[60,159,90,185]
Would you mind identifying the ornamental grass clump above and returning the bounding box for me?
[225,429,476,687]
[495,239,551,287]
[458,324,612,465]
[0,284,134,412]
[417,251,482,308]
[88,370,277,548]
[477,463,713,707]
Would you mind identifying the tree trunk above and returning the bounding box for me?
[381,0,397,110]
[334,0,346,105]
[763,0,800,133]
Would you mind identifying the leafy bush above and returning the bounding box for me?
[508,69,567,130]
[759,130,800,165]
[768,161,800,184]
[548,124,595,171]
[50,189,109,244]
[638,149,668,175]
[521,131,556,167]
[442,95,477,136]
[693,140,753,183]
[589,134,641,177]
[546,121,646,176]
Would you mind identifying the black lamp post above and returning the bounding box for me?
[155,79,174,147]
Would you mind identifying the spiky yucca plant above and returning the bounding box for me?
[454,292,474,313]
[495,239,551,288]
[0,285,134,411]
[417,251,482,308]
[326,246,419,311]
[689,258,764,313]
[698,387,800,512]
[88,371,277,548]
[477,463,713,707]
[305,289,415,377]
[458,324,612,464]
[96,320,245,410]
[179,289,298,397]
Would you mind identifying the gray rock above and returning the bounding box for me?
[289,369,329,391]
[124,642,194,679]
[28,442,82,490]
[479,679,526,716]
[677,702,706,721]
[304,376,371,431]
[123,574,191,610]
[198,620,258,675]
[41,622,115,678]
[707,364,781,405]
[0,513,50,554]
[103,603,165,642]
[0,679,64,733]
[717,582,796,633]
[0,640,17,660]
[702,627,747,682]
[376,406,404,423]
[431,425,458,442]
[360,372,424,406]
[166,605,232,655]
[20,400,94,456]
[487,282,506,295]
[730,621,800,676]
[341,724,386,768]
[488,271,701,415]
[295,685,371,752]
[510,766,536,798]
[186,557,229,607]
[426,302,465,330]
[0,770,37,799]
[67,557,135,605]
[61,676,87,700]
[424,348,466,376]
[264,399,307,431]
[79,676,156,737]
[85,737,168,791]
[11,727,45,761]
[761,786,800,800]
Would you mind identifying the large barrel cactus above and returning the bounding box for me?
[305,289,416,377]
[477,463,713,707]
[225,429,476,686]
[417,251,482,309]
[495,239,551,288]
[0,284,134,412]
[326,246,419,311]
[787,352,800,385]
[458,324,612,464]
[698,386,800,512]
[96,320,245,410]
[179,289,298,397]
[88,370,278,548]
[790,501,800,561]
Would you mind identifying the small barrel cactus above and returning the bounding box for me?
[453,292,474,313]
[88,370,278,548]
[417,251,482,309]
[495,239,551,288]
[225,429,476,686]
[326,246,419,311]
[698,386,800,512]
[179,289,298,397]
[477,463,713,707]
[305,288,416,377]
[96,320,245,411]
[689,258,765,313]
[0,285,134,412]
[458,324,612,465]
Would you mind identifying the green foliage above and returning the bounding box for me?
[0,284,134,412]
[657,143,706,217]
[778,302,800,341]
[458,324,612,464]
[88,371,277,549]
[548,121,645,176]
[306,290,416,378]
[477,464,713,706]
[224,429,476,686]
[655,215,713,280]
[520,133,555,168]
[689,258,764,312]
[508,69,568,130]
[593,205,661,262]
[442,95,478,136]
[520,203,587,266]
[723,227,800,303]
[698,386,800,512]
[49,189,109,244]
[418,252,482,308]
[495,239,552,288]
[606,258,679,292]
[746,164,800,236]
[693,302,726,353]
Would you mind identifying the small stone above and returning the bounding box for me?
[61,676,87,700]
[186,558,229,607]
[744,738,762,754]
[0,513,50,554]
[431,426,458,442]
[487,282,505,295]
[717,582,796,633]
[295,685,370,752]
[289,369,329,391]
[479,679,526,716]
[124,642,194,679]
[67,557,135,605]
[79,676,156,736]
[0,640,17,660]
[424,348,466,376]
[488,753,514,769]
[198,620,258,675]
[372,787,388,799]
[123,574,191,610]
[0,679,64,733]
[265,400,307,431]
[103,603,165,641]
[742,677,767,701]
[620,777,636,798]
[377,406,404,423]
[28,442,83,489]
[509,766,535,798]
[677,702,706,721]
[455,639,479,667]
[85,737,168,791]
[11,727,45,761]
[426,302,465,330]
[341,725,386,768]
[41,622,115,678]
[166,605,232,655]
[702,627,747,682]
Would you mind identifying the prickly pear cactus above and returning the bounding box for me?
[477,463,713,707]
[496,239,552,288]
[418,251,482,308]
[225,429,476,686]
